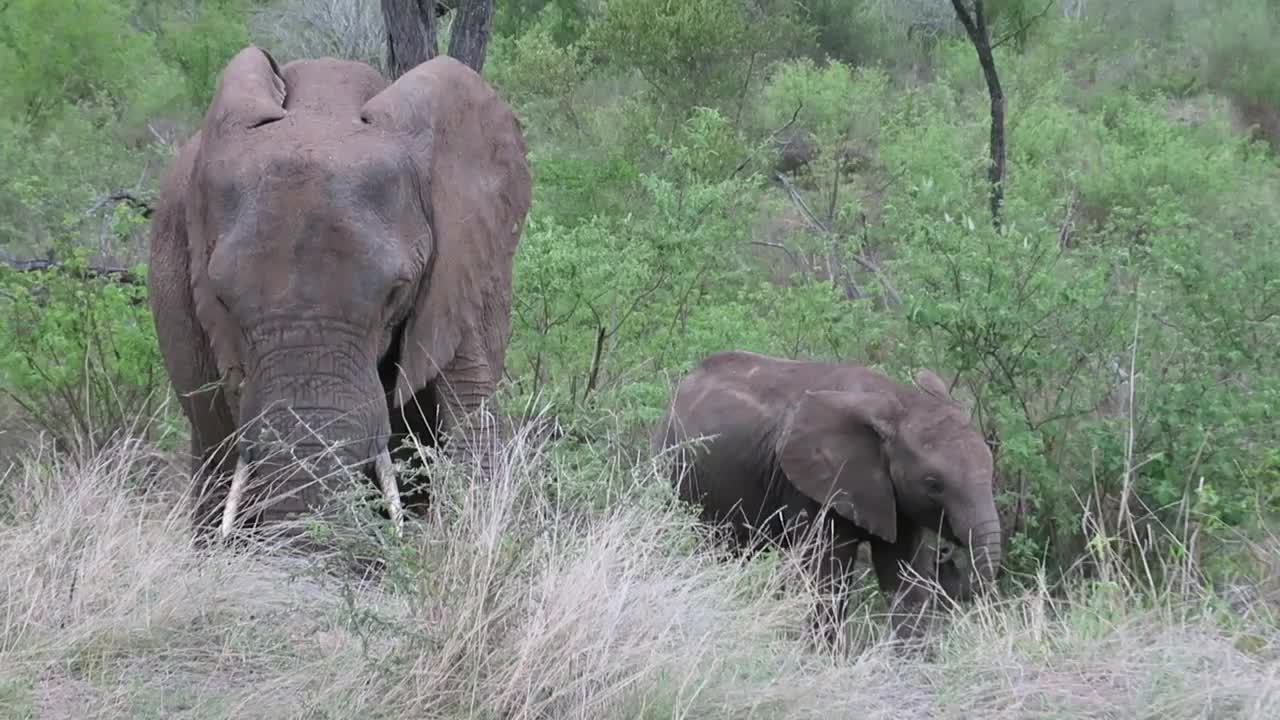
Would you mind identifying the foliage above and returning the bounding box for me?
[153,0,253,108]
[0,244,171,453]
[1,0,1279,602]
[0,0,172,127]
[492,0,588,47]
[584,0,811,114]
[248,0,387,72]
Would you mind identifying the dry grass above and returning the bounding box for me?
[1,423,1277,720]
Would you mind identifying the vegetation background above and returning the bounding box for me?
[1,0,1278,717]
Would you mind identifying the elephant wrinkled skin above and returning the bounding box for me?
[653,350,1002,642]
[148,46,531,540]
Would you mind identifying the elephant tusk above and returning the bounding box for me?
[221,456,251,539]
[375,450,405,537]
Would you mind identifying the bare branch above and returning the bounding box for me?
[85,191,154,220]
[991,0,1055,51]
[774,172,902,307]
[2,253,143,286]
[726,102,803,183]
[749,241,809,283]
[1057,189,1080,251]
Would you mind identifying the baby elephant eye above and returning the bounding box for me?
[925,475,945,494]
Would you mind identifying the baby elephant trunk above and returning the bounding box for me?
[946,503,1002,594]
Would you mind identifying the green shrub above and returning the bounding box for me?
[154,0,254,108]
[0,0,173,127]
[0,245,174,453]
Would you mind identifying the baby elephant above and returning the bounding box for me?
[653,350,1001,642]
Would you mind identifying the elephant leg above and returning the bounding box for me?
[929,538,977,604]
[805,522,861,651]
[176,381,238,547]
[387,383,442,514]
[869,526,946,641]
[433,346,502,480]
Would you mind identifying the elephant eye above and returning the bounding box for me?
[384,282,407,312]
[925,475,944,495]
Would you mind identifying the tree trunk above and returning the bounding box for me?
[382,0,438,81]
[448,0,495,74]
[950,0,1006,232]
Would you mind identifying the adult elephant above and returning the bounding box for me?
[653,350,1001,642]
[147,46,531,540]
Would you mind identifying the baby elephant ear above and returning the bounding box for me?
[914,369,953,402]
[775,389,905,543]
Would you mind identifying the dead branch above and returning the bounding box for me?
[2,252,144,286]
[86,190,154,219]
[774,172,902,307]
[582,266,669,402]
[726,102,803,183]
[749,241,810,283]
[1057,189,1080,250]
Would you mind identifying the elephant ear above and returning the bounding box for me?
[358,56,532,408]
[202,46,287,138]
[914,369,953,402]
[776,388,905,543]
[187,46,288,415]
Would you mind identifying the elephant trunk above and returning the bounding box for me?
[947,502,1003,591]
[971,530,1002,584]
[222,353,403,537]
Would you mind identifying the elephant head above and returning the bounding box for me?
[775,370,1002,588]
[175,47,530,536]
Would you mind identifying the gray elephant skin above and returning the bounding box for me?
[653,350,1002,639]
[147,46,531,539]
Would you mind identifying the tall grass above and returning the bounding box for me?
[1,421,1277,719]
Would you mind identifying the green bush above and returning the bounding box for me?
[0,0,174,127]
[0,245,173,453]
[0,0,1277,594]
[154,0,253,109]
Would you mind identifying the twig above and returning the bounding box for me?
[733,50,758,129]
[774,172,902,307]
[1117,283,1141,534]
[749,241,809,283]
[991,0,1055,51]
[725,102,803,183]
[581,266,668,402]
